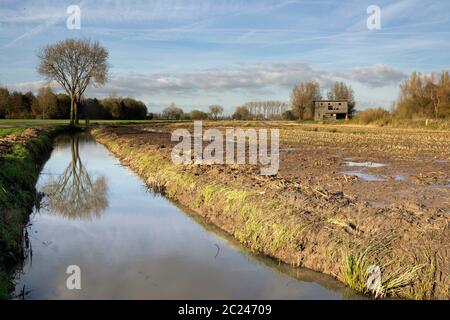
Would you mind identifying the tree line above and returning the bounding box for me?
[394,71,450,119]
[158,103,224,120]
[231,81,355,121]
[0,86,148,120]
[354,71,450,124]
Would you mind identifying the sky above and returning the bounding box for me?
[0,0,449,114]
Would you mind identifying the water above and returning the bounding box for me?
[341,171,385,182]
[341,161,387,168]
[14,134,359,299]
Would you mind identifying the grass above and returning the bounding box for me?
[0,273,9,299]
[346,117,450,130]
[327,216,355,231]
[343,237,425,298]
[0,127,26,137]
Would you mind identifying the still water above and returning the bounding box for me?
[14,134,359,299]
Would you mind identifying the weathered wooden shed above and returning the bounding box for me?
[313,100,348,121]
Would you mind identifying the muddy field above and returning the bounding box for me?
[93,122,449,299]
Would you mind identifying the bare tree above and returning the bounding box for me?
[208,105,224,120]
[232,106,252,120]
[239,101,288,119]
[327,81,356,117]
[395,71,450,119]
[162,102,184,120]
[426,72,450,119]
[32,86,58,119]
[37,39,109,125]
[291,81,321,120]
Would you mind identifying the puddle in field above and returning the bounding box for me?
[393,174,406,181]
[340,161,388,182]
[341,161,387,168]
[280,147,301,154]
[433,160,450,164]
[341,171,385,182]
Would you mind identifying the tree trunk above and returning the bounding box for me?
[70,97,75,126]
[74,99,79,125]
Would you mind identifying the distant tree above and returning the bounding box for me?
[23,92,36,115]
[8,91,33,119]
[8,92,23,118]
[0,87,10,119]
[327,82,356,117]
[291,81,321,120]
[162,103,184,120]
[395,72,428,119]
[189,109,208,120]
[97,97,147,120]
[55,93,71,119]
[121,97,147,120]
[208,105,224,120]
[37,39,109,125]
[395,71,450,119]
[241,101,289,119]
[232,106,251,120]
[282,110,296,120]
[80,98,104,120]
[101,97,121,119]
[32,86,58,119]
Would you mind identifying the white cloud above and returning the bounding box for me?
[81,63,330,97]
[3,63,406,110]
[338,64,407,88]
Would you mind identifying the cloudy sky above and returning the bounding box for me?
[0,0,449,114]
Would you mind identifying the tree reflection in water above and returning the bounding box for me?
[42,135,108,220]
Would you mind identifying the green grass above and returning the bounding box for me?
[343,237,425,298]
[0,127,26,137]
[0,273,10,299]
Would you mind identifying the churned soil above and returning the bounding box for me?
[93,122,449,299]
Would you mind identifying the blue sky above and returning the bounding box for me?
[0,0,449,114]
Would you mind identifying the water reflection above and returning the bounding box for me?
[42,135,108,220]
[15,133,362,299]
